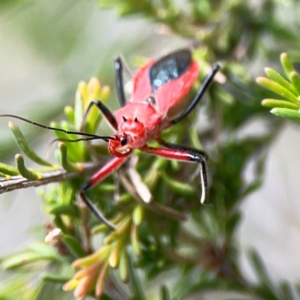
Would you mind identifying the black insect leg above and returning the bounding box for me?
[142,140,208,204]
[78,157,128,231]
[171,64,220,124]
[114,55,129,107]
[82,100,118,131]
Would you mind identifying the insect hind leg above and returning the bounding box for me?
[171,63,220,124]
[141,141,208,204]
[114,55,131,107]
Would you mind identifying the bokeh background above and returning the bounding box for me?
[0,0,300,296]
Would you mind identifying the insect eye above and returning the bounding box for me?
[120,136,127,146]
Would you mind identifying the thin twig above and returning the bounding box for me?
[0,162,103,194]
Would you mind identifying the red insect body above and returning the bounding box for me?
[155,61,199,117]
[82,49,219,228]
[130,60,155,102]
[109,56,199,157]
[1,49,219,230]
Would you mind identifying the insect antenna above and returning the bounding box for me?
[0,114,114,142]
[45,136,116,158]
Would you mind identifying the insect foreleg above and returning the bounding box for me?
[82,100,118,131]
[78,157,128,230]
[141,143,208,204]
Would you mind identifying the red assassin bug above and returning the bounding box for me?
[1,49,219,230]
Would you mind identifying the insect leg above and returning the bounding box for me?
[141,142,208,204]
[171,64,220,124]
[82,100,118,131]
[79,157,128,230]
[158,139,208,160]
[114,56,128,107]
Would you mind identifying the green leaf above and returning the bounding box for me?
[92,223,110,234]
[162,172,194,195]
[74,84,84,130]
[265,68,298,96]
[0,162,19,176]
[48,203,79,217]
[188,276,246,294]
[225,212,241,240]
[15,154,42,180]
[118,249,129,283]
[189,127,203,149]
[131,224,141,256]
[2,251,58,269]
[132,205,144,226]
[9,121,53,167]
[64,106,75,124]
[108,240,123,268]
[280,53,295,81]
[53,215,68,233]
[296,282,300,299]
[290,71,300,95]
[261,99,299,109]
[256,77,299,103]
[240,179,263,199]
[160,285,171,300]
[29,242,58,255]
[98,184,117,192]
[248,249,273,287]
[279,281,294,300]
[61,234,86,258]
[271,108,300,121]
[58,143,81,171]
[42,273,71,283]
[50,121,86,163]
[255,286,280,300]
[128,253,146,300]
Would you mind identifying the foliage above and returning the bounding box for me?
[258,52,300,121]
[1,0,300,299]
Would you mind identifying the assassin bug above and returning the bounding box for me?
[1,49,219,230]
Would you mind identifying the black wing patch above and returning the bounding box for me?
[149,49,192,93]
